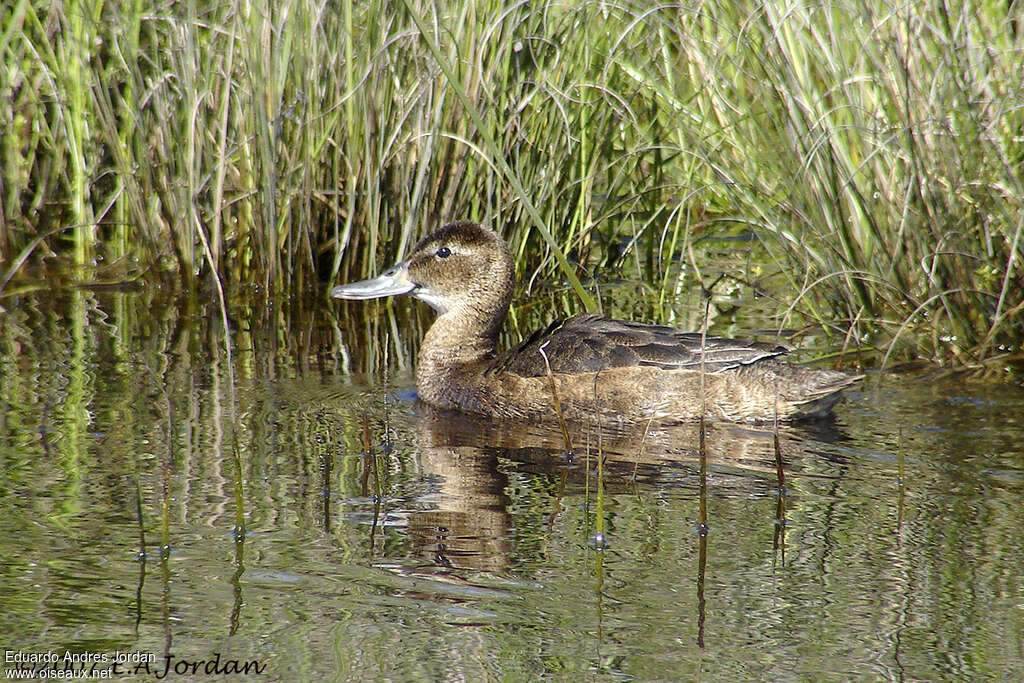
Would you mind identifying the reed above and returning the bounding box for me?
[1,0,1021,369]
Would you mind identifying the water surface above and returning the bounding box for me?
[1,283,1022,681]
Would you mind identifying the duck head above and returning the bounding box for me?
[331,221,514,339]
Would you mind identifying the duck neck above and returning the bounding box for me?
[418,305,505,378]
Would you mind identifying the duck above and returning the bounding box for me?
[331,220,861,423]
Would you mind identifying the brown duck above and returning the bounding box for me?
[331,221,860,423]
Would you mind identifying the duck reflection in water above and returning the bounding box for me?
[377,401,851,572]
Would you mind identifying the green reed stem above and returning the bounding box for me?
[401,0,597,312]
[3,0,1021,368]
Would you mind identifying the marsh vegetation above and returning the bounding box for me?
[2,0,1022,370]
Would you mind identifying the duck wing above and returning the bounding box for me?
[490,313,789,378]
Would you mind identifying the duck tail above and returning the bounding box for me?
[787,371,864,419]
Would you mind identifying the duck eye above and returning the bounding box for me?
[435,246,452,259]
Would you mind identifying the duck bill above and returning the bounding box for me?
[330,262,415,300]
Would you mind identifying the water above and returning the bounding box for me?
[1,283,1022,681]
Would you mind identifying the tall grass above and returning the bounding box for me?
[1,0,1021,369]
